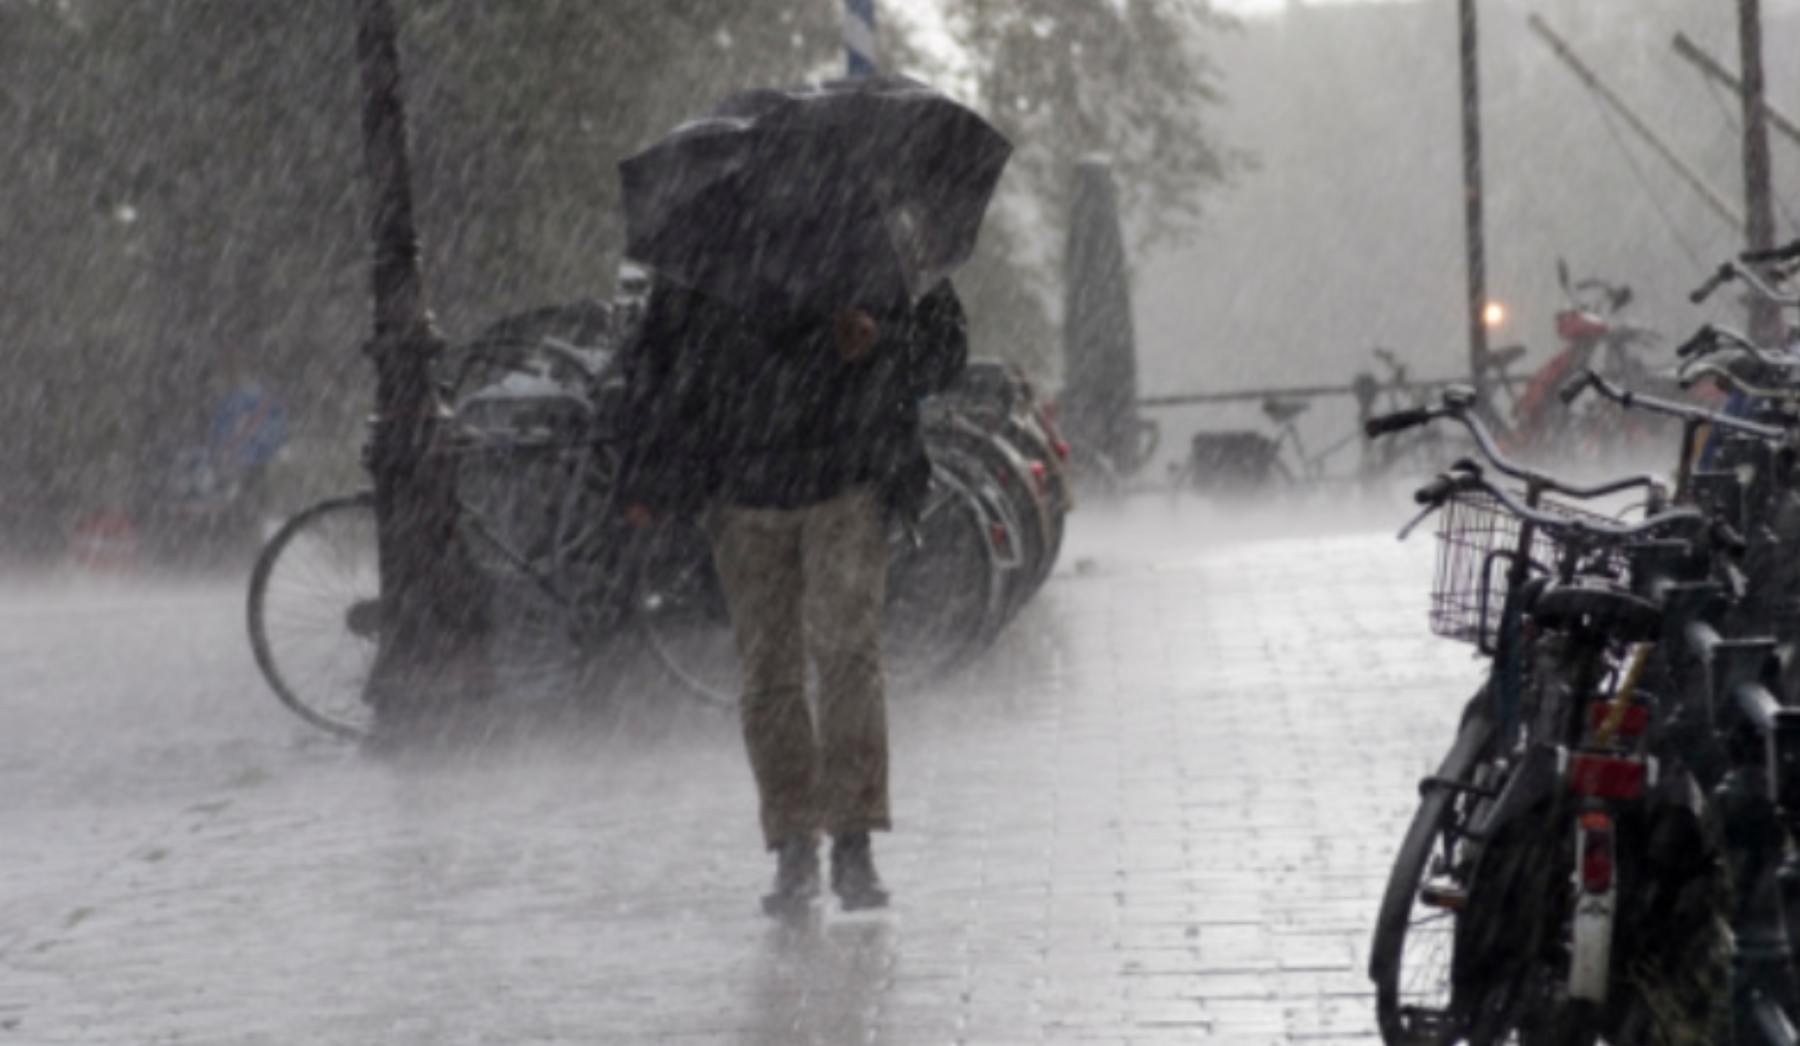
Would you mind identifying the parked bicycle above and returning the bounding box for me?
[1505,260,1678,467]
[1172,393,1360,495]
[938,359,1074,585]
[246,304,1055,735]
[1368,236,1800,1045]
[1365,388,1711,1045]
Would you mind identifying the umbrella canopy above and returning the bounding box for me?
[619,75,1011,314]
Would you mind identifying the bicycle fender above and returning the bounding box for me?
[1468,744,1562,843]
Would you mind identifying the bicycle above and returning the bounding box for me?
[1364,388,1715,1045]
[1172,393,1360,496]
[1367,237,1800,1043]
[1506,260,1678,469]
[248,309,1018,733]
[1354,347,1440,482]
[936,359,1074,588]
[248,313,632,738]
[1560,365,1800,1045]
[1350,343,1532,487]
[923,402,1051,620]
[623,448,1019,708]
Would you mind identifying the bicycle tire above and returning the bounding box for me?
[1371,698,1499,1045]
[446,336,617,587]
[886,461,1006,676]
[630,518,740,708]
[996,413,1072,581]
[246,491,380,739]
[928,439,1034,634]
[633,465,1007,707]
[930,423,1049,623]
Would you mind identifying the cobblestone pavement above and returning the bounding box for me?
[0,497,1482,1044]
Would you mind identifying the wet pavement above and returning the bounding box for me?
[1,496,1482,1044]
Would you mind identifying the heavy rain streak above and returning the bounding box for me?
[6,0,1800,1042]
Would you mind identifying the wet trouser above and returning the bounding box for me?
[708,485,891,850]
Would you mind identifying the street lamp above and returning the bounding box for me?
[353,0,491,733]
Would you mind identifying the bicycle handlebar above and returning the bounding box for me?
[1414,462,1704,546]
[1681,362,1800,409]
[1691,264,1736,305]
[1670,323,1797,365]
[1362,407,1433,438]
[1742,238,1800,265]
[1689,260,1800,308]
[1367,388,1662,500]
[1675,324,1723,359]
[1412,471,1466,507]
[1567,367,1793,442]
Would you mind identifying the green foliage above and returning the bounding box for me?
[0,0,1227,550]
[891,0,1237,376]
[942,0,1236,249]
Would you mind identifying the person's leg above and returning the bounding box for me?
[801,486,891,906]
[709,505,816,852]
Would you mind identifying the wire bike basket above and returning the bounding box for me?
[1429,490,1628,650]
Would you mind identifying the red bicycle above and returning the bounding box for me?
[1504,260,1692,466]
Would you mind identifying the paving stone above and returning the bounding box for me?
[0,502,1482,1042]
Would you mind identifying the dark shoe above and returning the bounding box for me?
[761,836,820,917]
[830,832,890,911]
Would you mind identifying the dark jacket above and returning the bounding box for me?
[614,280,968,517]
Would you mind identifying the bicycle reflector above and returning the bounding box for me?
[1577,812,1614,894]
[1565,752,1646,800]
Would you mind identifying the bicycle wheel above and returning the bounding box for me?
[886,462,1004,678]
[635,472,1007,706]
[929,419,1051,617]
[447,337,614,586]
[246,492,380,739]
[631,518,741,708]
[1371,697,1500,1045]
[928,441,1031,634]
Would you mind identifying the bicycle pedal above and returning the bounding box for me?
[1419,883,1467,911]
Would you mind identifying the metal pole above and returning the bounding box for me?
[844,0,877,77]
[1738,0,1783,346]
[1528,13,1744,232]
[355,0,490,729]
[1459,0,1489,400]
[1671,32,1800,151]
[1137,372,1526,410]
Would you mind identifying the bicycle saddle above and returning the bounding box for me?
[1528,577,1662,642]
[1261,397,1309,424]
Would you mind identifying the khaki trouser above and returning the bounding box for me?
[708,485,890,850]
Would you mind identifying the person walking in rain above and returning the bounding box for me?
[616,277,967,915]
[614,73,1006,914]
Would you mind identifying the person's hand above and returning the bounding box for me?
[833,308,880,362]
[623,503,658,529]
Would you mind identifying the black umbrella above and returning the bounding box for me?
[619,75,1011,314]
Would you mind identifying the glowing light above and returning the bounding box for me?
[1482,301,1506,328]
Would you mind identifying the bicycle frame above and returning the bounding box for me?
[1367,389,1736,1040]
[1548,364,1800,1043]
[1370,241,1800,1042]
